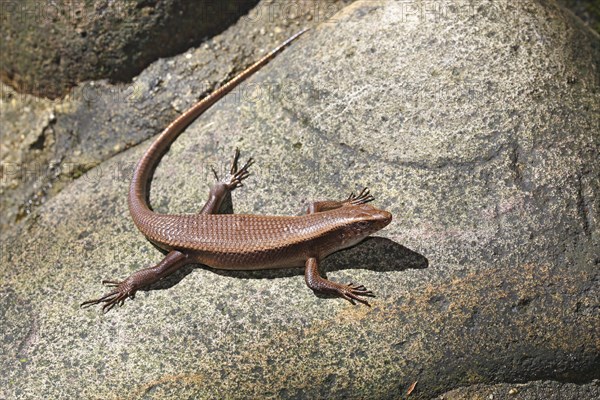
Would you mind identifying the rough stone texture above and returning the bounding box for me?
[0,0,354,233]
[0,0,599,399]
[436,379,600,399]
[557,0,600,33]
[0,0,260,98]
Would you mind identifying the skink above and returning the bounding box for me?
[82,29,392,313]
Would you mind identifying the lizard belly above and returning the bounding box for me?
[188,247,308,270]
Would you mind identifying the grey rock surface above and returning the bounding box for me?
[0,0,354,234]
[0,0,598,399]
[0,0,260,98]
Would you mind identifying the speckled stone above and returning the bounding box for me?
[0,0,598,399]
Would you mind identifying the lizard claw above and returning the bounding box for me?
[210,166,220,181]
[347,187,375,206]
[81,279,138,313]
[229,148,241,175]
[223,148,254,190]
[337,282,375,306]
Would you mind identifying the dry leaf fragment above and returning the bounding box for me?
[406,380,418,396]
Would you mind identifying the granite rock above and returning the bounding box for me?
[0,0,259,98]
[0,0,598,398]
[0,0,354,233]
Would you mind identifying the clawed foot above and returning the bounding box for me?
[81,279,138,313]
[211,148,254,190]
[346,187,375,206]
[336,282,375,306]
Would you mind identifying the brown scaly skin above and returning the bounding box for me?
[81,30,392,313]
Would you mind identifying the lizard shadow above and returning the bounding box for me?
[145,236,428,292]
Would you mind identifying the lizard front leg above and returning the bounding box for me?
[81,250,188,313]
[306,187,374,214]
[303,188,376,305]
[304,257,374,306]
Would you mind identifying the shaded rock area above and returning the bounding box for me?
[0,0,599,399]
[557,0,600,33]
[0,0,260,98]
[436,379,600,399]
[0,0,354,233]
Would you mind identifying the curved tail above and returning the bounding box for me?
[128,29,308,229]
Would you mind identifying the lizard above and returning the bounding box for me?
[81,29,392,313]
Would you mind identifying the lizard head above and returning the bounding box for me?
[338,203,392,248]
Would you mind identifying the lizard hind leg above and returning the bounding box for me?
[81,250,188,313]
[80,279,137,314]
[224,148,254,190]
[201,148,254,215]
[210,148,254,188]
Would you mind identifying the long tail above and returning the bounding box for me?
[128,29,308,227]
